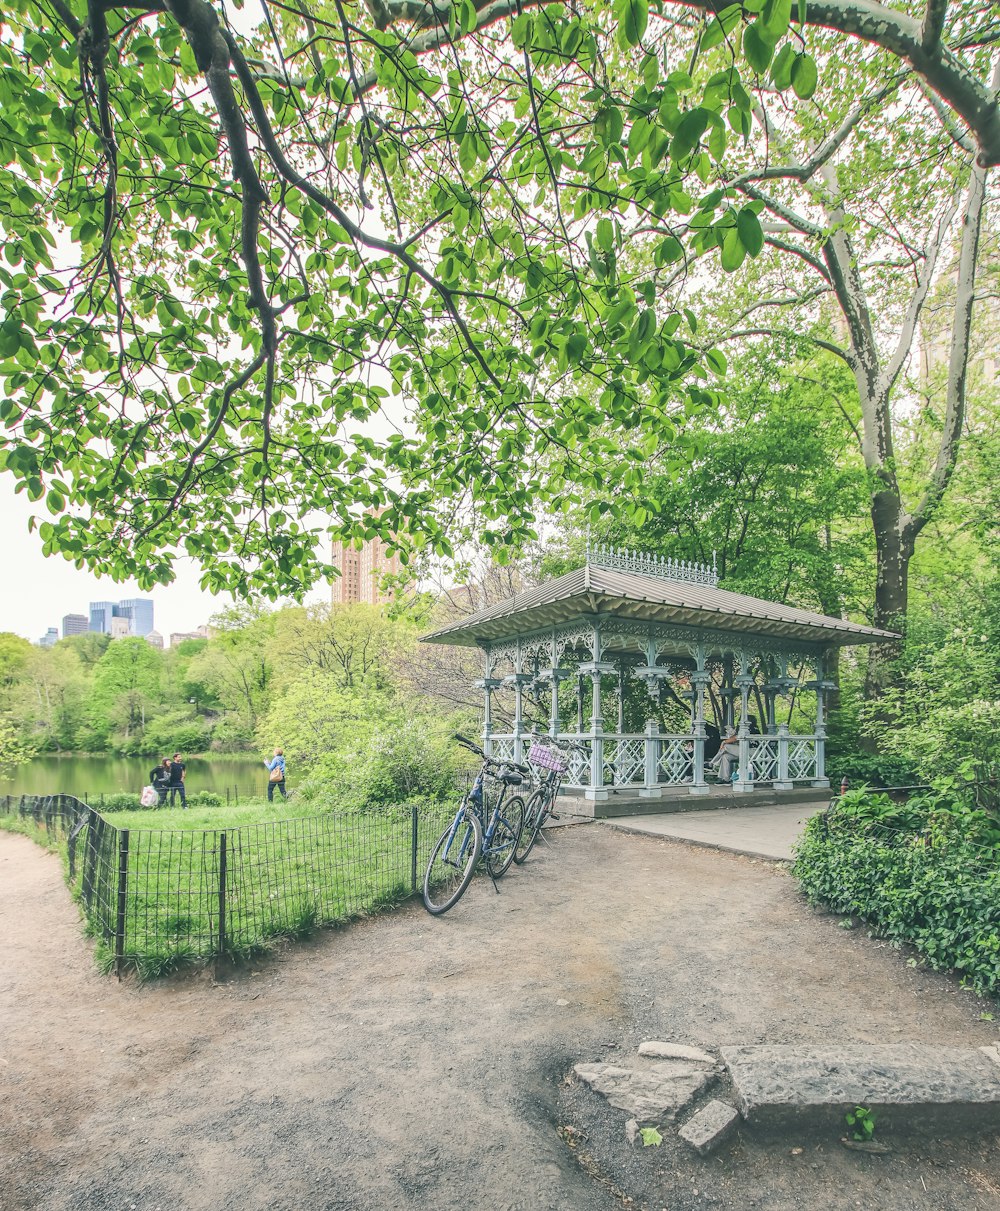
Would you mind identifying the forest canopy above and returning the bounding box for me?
[1,0,996,614]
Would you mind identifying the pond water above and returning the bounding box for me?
[2,754,272,801]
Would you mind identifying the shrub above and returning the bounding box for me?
[793,792,1000,997]
[826,752,921,789]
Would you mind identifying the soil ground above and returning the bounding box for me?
[2,823,1000,1211]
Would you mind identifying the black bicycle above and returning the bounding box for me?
[422,734,528,915]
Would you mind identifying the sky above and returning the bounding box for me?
[0,477,237,642]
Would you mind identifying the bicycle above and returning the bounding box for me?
[514,734,586,864]
[422,734,528,915]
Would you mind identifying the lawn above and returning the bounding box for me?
[3,798,455,978]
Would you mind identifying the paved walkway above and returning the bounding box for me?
[601,800,824,861]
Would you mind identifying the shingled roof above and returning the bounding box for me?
[422,561,897,649]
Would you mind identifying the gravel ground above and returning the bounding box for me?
[2,822,999,1211]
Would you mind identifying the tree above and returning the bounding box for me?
[582,347,873,612]
[0,632,33,691]
[0,0,995,599]
[629,27,997,686]
[186,603,277,728]
[90,636,164,743]
[0,717,37,779]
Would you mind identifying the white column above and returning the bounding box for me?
[640,718,661,798]
[734,648,754,794]
[581,624,613,802]
[812,659,831,788]
[773,722,792,790]
[690,642,710,796]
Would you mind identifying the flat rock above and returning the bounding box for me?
[721,1044,1000,1136]
[574,1060,713,1123]
[678,1099,740,1156]
[639,1041,715,1065]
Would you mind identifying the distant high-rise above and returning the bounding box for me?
[62,613,88,638]
[37,627,58,648]
[89,598,154,638]
[331,521,400,606]
[90,601,116,633]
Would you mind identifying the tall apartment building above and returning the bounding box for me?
[62,613,88,638]
[37,627,58,648]
[331,530,401,606]
[89,598,154,638]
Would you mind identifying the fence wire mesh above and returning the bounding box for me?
[4,794,454,974]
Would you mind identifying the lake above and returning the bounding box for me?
[2,755,274,801]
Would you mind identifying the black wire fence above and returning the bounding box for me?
[3,793,454,977]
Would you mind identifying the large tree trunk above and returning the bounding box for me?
[865,488,912,702]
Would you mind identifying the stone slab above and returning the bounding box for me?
[721,1044,1000,1135]
[678,1100,741,1156]
[574,1060,713,1124]
[638,1041,716,1065]
[564,786,829,821]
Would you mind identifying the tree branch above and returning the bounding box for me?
[902,62,996,542]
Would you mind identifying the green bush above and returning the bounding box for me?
[98,789,223,812]
[793,793,1000,997]
[141,709,213,756]
[826,752,921,789]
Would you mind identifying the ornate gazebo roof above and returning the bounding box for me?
[422,547,896,650]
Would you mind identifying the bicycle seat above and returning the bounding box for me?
[498,770,523,786]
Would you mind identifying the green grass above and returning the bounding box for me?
[116,798,315,830]
[3,799,455,979]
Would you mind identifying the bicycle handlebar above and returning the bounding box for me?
[452,733,530,775]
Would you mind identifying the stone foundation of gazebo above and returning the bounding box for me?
[423,546,896,804]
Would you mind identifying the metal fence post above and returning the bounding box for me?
[410,805,418,895]
[218,831,228,958]
[115,829,130,980]
[82,807,99,907]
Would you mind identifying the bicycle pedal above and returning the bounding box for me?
[547,812,560,821]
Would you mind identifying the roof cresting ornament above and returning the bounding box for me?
[585,541,720,587]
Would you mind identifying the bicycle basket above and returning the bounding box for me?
[528,741,568,772]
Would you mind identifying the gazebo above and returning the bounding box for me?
[422,545,896,802]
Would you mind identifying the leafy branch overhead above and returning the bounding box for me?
[0,0,995,596]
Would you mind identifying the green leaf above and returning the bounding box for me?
[596,218,615,252]
[761,0,793,41]
[670,107,710,162]
[770,43,795,90]
[705,348,727,376]
[737,207,764,257]
[700,4,742,51]
[742,22,775,74]
[791,53,819,100]
[595,106,624,148]
[720,226,746,272]
[615,0,649,47]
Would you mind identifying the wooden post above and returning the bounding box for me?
[115,829,130,980]
[217,831,228,958]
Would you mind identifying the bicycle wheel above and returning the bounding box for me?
[485,796,524,879]
[423,809,483,915]
[513,791,545,864]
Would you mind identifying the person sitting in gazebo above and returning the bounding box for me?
[709,716,759,782]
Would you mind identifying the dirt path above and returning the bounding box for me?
[2,824,998,1211]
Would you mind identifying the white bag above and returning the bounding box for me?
[140,785,158,808]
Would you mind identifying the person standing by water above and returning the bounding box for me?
[149,758,171,806]
[168,752,187,808]
[265,748,286,801]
